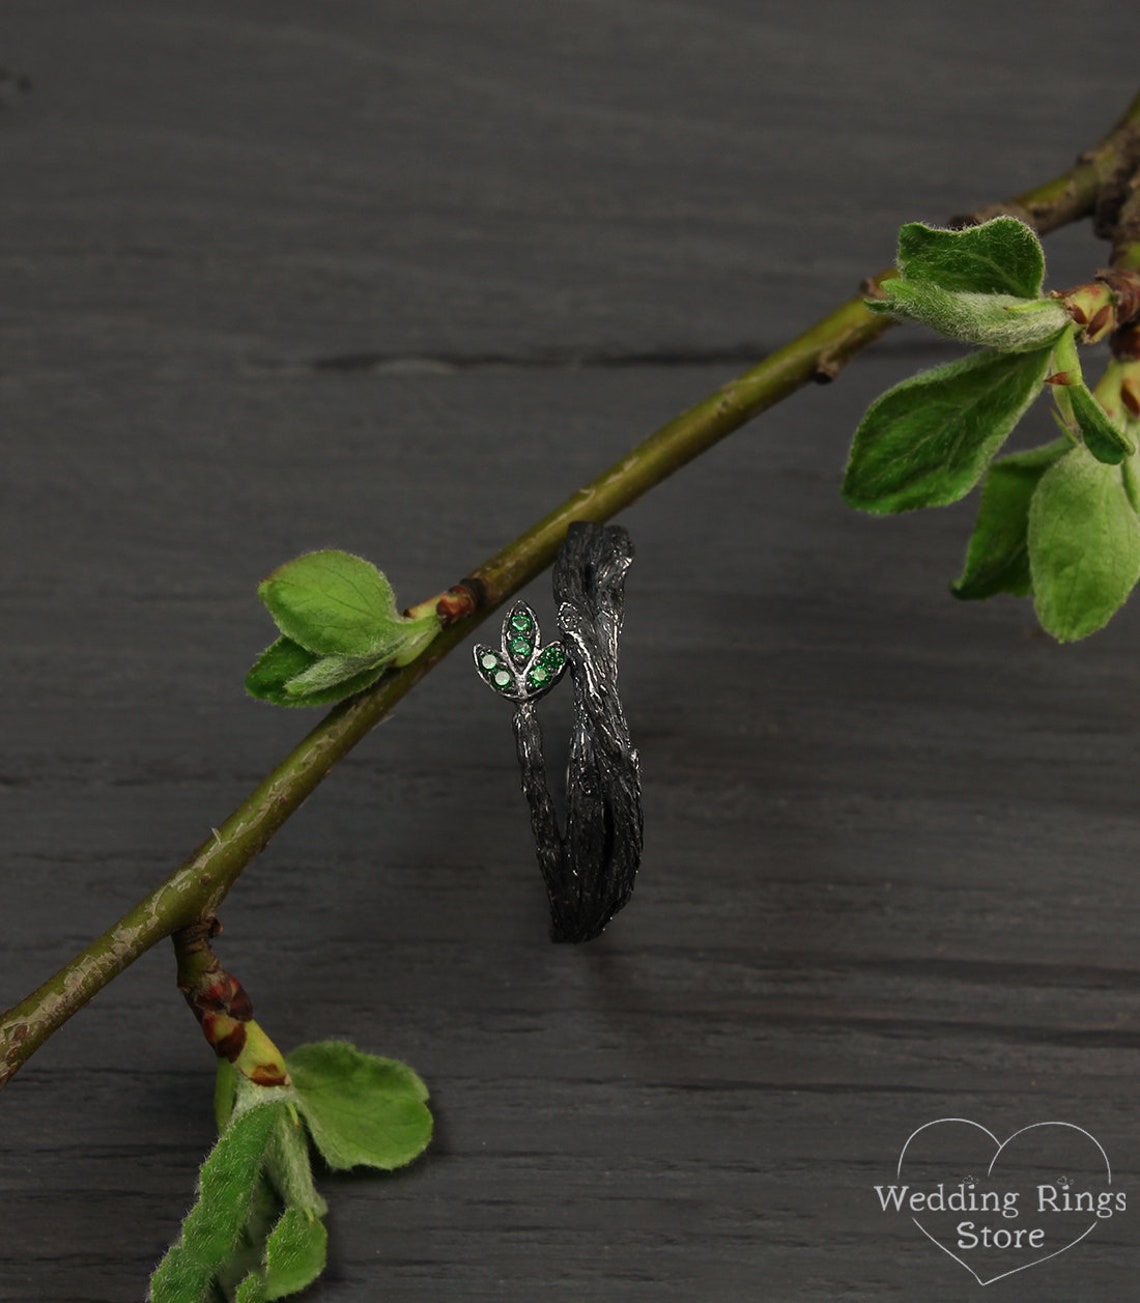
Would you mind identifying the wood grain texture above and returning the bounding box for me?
[3,3,1140,1300]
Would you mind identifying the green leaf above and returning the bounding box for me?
[258,550,403,656]
[287,1041,433,1172]
[263,1209,327,1300]
[246,637,321,703]
[232,1209,325,1303]
[267,1107,327,1219]
[279,618,438,697]
[843,346,1052,513]
[236,1273,267,1303]
[245,636,391,707]
[248,550,442,707]
[1028,445,1140,640]
[952,439,1069,600]
[869,280,1067,352]
[281,649,390,696]
[1068,381,1136,465]
[896,217,1047,297]
[155,1044,429,1300]
[387,614,441,667]
[1124,450,1140,513]
[154,1091,333,1302]
[215,1174,281,1301]
[149,1101,285,1303]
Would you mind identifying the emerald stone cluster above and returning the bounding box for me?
[473,603,568,702]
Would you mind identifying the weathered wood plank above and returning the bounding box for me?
[3,2,1140,1300]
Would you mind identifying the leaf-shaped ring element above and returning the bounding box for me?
[473,602,568,703]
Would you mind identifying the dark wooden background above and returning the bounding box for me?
[4,4,1140,1300]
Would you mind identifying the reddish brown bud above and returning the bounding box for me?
[190,970,252,1020]
[247,1062,290,1087]
[1087,304,1113,341]
[404,580,484,627]
[1101,269,1140,325]
[201,1012,247,1062]
[173,926,291,1088]
[177,941,259,1062]
[227,985,253,1021]
[436,583,479,624]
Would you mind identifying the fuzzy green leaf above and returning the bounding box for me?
[268,1107,327,1218]
[156,1088,331,1303]
[149,1102,285,1303]
[258,550,403,656]
[897,217,1047,297]
[236,1273,267,1303]
[1068,381,1136,465]
[245,636,391,707]
[952,439,1069,600]
[232,1207,326,1303]
[214,1175,281,1301]
[287,1041,433,1172]
[245,637,321,704]
[843,346,1052,513]
[280,649,390,695]
[869,280,1067,352]
[1028,445,1140,640]
[281,617,438,696]
[1125,452,1140,513]
[388,614,441,667]
[248,548,441,707]
[263,1209,328,1300]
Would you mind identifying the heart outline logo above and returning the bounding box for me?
[896,1118,1112,1286]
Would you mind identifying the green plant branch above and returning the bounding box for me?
[1108,131,1140,273]
[4,89,1140,1091]
[1109,164,1140,375]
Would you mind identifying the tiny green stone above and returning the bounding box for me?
[481,653,498,670]
[509,637,531,656]
[510,613,532,632]
[542,647,565,669]
[531,666,548,683]
[493,670,511,688]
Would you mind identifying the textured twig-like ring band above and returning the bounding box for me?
[474,522,642,942]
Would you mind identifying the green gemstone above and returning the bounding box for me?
[493,670,512,688]
[510,612,532,632]
[480,653,499,670]
[531,665,548,683]
[542,646,565,669]
[509,636,531,656]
